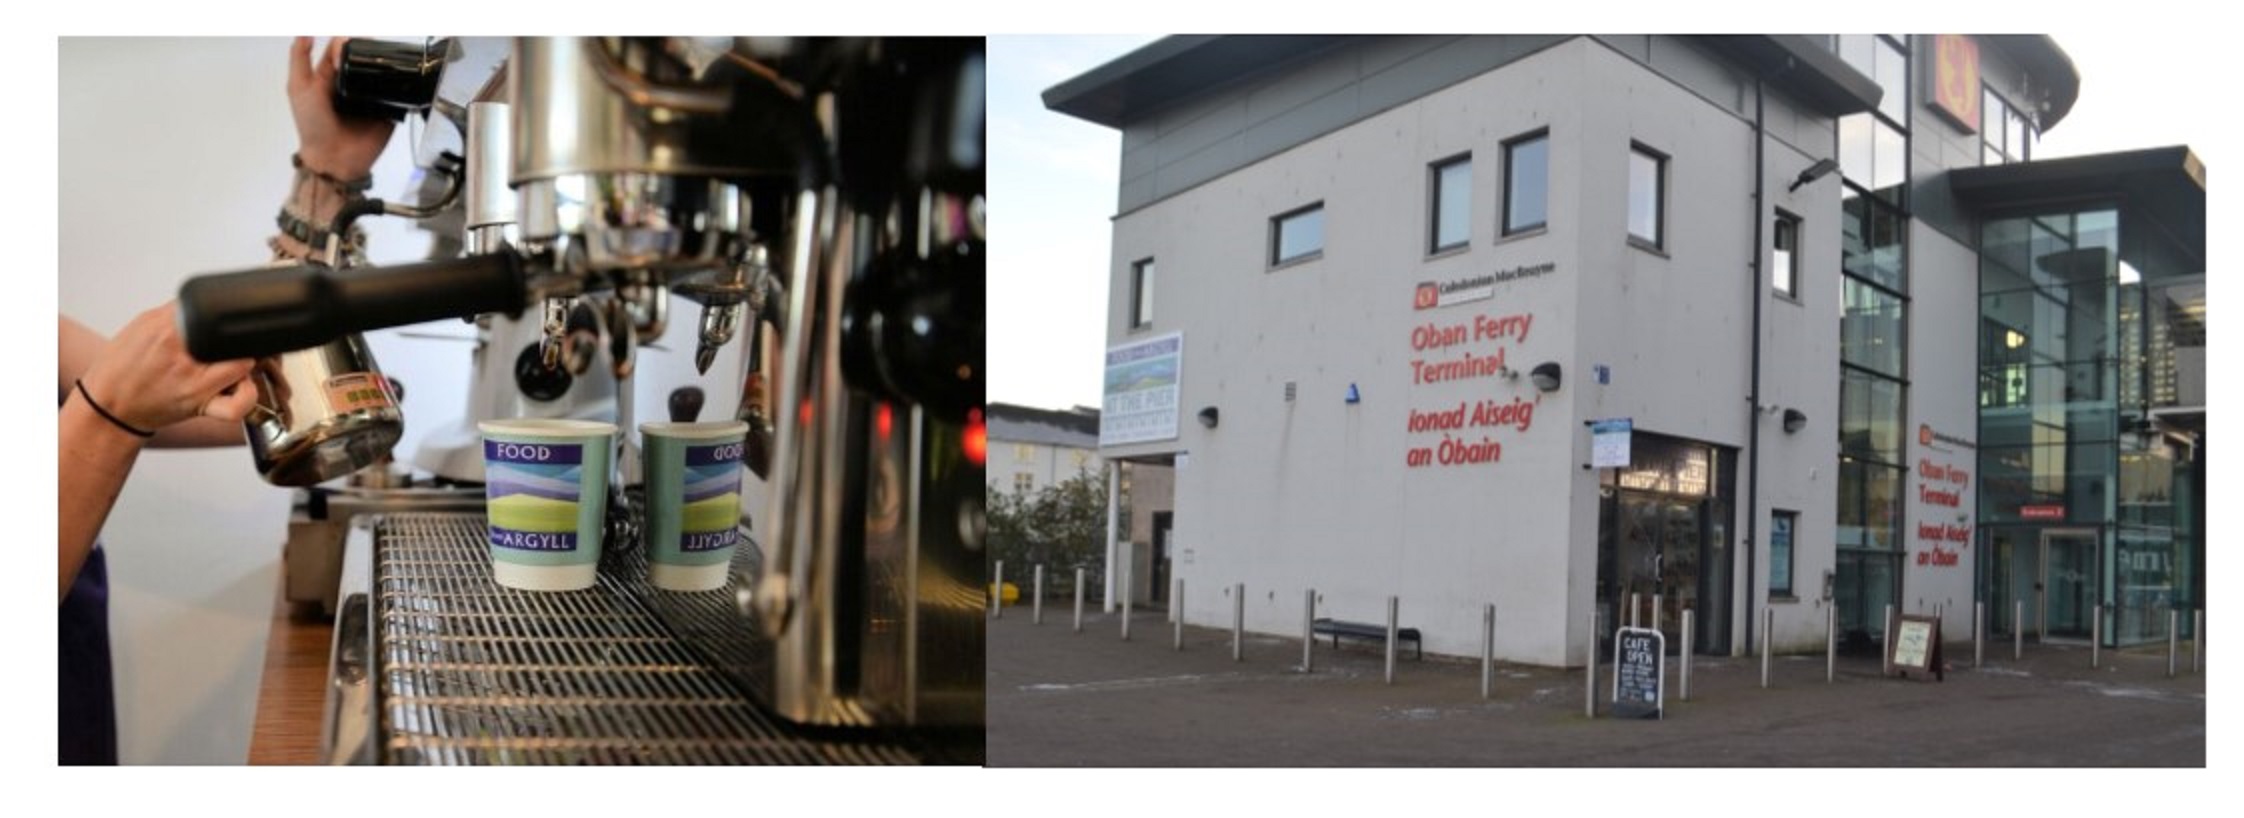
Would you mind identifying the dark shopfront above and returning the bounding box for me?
[1597,431,1735,656]
[1958,148,2206,649]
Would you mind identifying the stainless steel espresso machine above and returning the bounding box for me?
[179,37,985,764]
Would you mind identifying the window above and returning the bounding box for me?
[1013,443,1035,462]
[1270,203,1324,267]
[1842,279,1907,378]
[1770,510,1797,596]
[1981,87,2036,165]
[1627,145,1665,249]
[1428,154,1471,253]
[1503,131,1548,235]
[1013,473,1035,495]
[1129,258,1155,329]
[1773,211,1801,299]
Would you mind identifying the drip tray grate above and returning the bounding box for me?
[370,512,914,765]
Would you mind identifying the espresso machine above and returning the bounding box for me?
[179,36,985,762]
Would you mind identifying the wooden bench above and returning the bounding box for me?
[1311,618,1422,660]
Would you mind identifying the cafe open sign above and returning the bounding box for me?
[1610,626,1665,719]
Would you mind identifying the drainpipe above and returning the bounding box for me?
[1744,74,1767,655]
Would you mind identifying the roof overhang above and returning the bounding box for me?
[1982,35,2080,130]
[1700,35,1883,118]
[1043,35,1351,128]
[1949,146,2205,268]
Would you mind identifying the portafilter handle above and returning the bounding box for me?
[179,253,527,362]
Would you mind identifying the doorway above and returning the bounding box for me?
[1595,433,1732,656]
[1150,512,1173,604]
[2040,528,2097,640]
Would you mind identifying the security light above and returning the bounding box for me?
[1788,158,1840,192]
[1530,362,1562,393]
[1198,406,1219,429]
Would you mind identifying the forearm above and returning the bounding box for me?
[59,398,146,604]
[150,414,249,449]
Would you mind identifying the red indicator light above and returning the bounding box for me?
[964,408,986,466]
[876,403,894,441]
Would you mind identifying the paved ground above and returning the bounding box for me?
[988,604,2205,767]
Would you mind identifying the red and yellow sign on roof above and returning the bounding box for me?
[1931,34,1981,134]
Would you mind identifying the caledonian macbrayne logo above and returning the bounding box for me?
[1920,424,1934,446]
[1414,282,1440,310]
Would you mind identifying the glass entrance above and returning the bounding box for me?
[2043,529,2097,639]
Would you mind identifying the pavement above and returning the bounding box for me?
[987,603,2206,767]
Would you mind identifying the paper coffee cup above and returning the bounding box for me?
[640,421,749,591]
[479,418,617,592]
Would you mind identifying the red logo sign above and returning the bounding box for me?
[1933,35,1982,133]
[2020,505,2065,520]
[1920,424,1934,446]
[1413,282,1439,310]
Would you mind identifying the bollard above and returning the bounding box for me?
[1586,609,1602,716]
[2014,599,2024,660]
[1882,604,1895,676]
[1120,562,1133,641]
[1301,589,1315,672]
[2194,609,2203,673]
[1384,596,1400,685]
[1826,604,1836,683]
[1630,592,1641,629]
[1761,606,1772,689]
[2092,604,2102,668]
[1173,579,1184,651]
[1232,583,1245,662]
[1073,569,1085,633]
[1680,609,1693,702]
[994,561,1003,619]
[1974,602,1984,668]
[1481,603,1495,700]
[2169,609,2180,678]
[1033,565,1045,625]
[1653,593,1663,635]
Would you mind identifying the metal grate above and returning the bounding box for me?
[372,512,915,765]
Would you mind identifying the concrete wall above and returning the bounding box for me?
[1904,223,1984,638]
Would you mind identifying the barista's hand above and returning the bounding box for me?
[75,302,260,434]
[287,36,395,182]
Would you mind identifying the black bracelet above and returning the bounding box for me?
[74,379,155,439]
[291,152,374,193]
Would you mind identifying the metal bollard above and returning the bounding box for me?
[1120,563,1133,641]
[1653,593,1663,635]
[1974,602,1984,668]
[1384,596,1400,685]
[1231,583,1245,662]
[1173,579,1184,651]
[1680,609,1693,702]
[1882,604,1895,676]
[2169,609,2180,678]
[1481,603,1495,700]
[1826,604,1836,683]
[2014,599,2024,660]
[1630,592,1641,628]
[1761,606,1772,689]
[1585,610,1598,718]
[1073,569,1085,633]
[993,560,1003,619]
[2092,604,2102,668]
[1033,565,1045,625]
[2194,609,2203,673]
[1301,588,1315,672]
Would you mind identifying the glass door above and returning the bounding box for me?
[2042,529,2097,639]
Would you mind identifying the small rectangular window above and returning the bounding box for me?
[1503,131,1549,235]
[1271,203,1325,267]
[1769,510,1797,596]
[1429,155,1471,253]
[1773,211,1800,298]
[1130,258,1155,329]
[1628,144,1666,249]
[1014,473,1035,495]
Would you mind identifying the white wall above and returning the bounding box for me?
[58,37,746,764]
[1905,223,1982,636]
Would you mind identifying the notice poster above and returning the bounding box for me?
[1592,418,1633,468]
[1101,333,1183,446]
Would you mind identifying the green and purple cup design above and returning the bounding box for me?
[479,419,616,592]
[640,421,748,591]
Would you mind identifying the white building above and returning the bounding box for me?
[1048,35,2204,666]
[986,403,1103,497]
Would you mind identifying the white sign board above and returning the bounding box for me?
[1591,418,1633,468]
[1101,333,1184,446]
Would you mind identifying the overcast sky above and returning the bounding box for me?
[986,32,2221,413]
